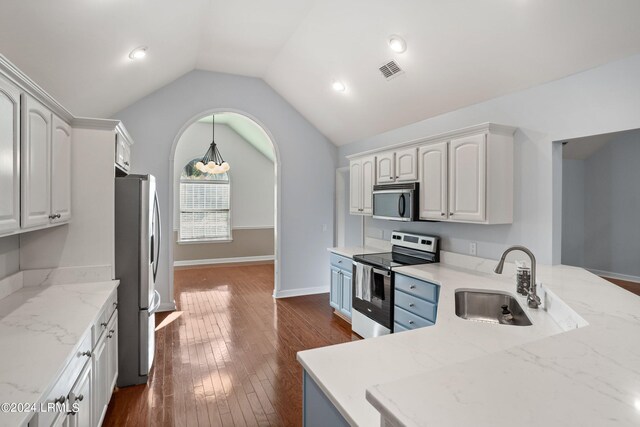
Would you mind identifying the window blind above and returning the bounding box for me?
[179,181,230,240]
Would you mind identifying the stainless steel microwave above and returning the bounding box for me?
[372,183,418,221]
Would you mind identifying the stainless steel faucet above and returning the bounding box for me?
[494,246,542,309]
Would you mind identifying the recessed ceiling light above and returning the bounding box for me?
[388,35,407,53]
[332,80,346,92]
[129,46,148,60]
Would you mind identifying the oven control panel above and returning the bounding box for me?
[391,231,438,253]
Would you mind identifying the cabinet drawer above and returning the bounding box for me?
[394,274,439,303]
[394,322,409,333]
[394,306,434,330]
[330,253,352,270]
[39,330,92,426]
[394,290,437,322]
[92,290,118,347]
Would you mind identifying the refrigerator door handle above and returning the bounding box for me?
[152,192,161,282]
[148,290,161,316]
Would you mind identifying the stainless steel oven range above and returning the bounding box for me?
[351,231,439,339]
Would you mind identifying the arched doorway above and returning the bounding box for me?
[168,109,281,301]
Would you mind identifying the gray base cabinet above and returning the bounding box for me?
[329,253,353,319]
[393,274,440,332]
[303,371,349,427]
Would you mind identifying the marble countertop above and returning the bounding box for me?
[298,250,640,426]
[328,246,385,259]
[0,280,119,427]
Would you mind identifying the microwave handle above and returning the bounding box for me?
[398,193,406,217]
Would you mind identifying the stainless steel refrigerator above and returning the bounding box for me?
[115,174,161,387]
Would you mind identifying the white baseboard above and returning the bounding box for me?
[158,301,177,312]
[273,285,329,299]
[173,255,274,267]
[588,268,640,284]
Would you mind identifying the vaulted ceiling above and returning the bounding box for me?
[1,0,640,145]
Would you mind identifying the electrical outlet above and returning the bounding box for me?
[469,242,477,256]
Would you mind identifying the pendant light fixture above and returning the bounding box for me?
[195,115,230,175]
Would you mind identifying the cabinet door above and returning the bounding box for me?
[449,134,486,222]
[106,314,118,395]
[376,152,395,184]
[21,95,51,228]
[0,76,21,235]
[349,159,362,214]
[361,156,375,215]
[419,142,448,220]
[69,362,93,427]
[51,115,72,223]
[395,147,418,182]
[330,267,341,310]
[340,270,352,318]
[92,335,108,427]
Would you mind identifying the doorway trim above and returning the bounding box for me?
[168,108,281,303]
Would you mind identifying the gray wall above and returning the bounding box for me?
[561,160,585,267]
[0,235,19,280]
[113,70,337,304]
[339,53,640,264]
[562,131,640,279]
[173,229,274,262]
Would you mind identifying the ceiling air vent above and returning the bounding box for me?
[379,60,404,80]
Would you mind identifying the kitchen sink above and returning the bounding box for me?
[455,289,532,326]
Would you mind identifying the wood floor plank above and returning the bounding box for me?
[103,263,360,426]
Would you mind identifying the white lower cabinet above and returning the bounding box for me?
[29,293,118,427]
[69,362,93,427]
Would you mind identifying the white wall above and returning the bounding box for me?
[561,160,585,267]
[19,128,116,273]
[339,53,640,264]
[113,69,337,305]
[0,235,19,280]
[173,122,274,230]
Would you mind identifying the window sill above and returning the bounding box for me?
[177,238,233,245]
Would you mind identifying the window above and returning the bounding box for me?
[179,158,231,242]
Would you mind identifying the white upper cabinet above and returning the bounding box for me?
[0,75,21,235]
[349,159,362,214]
[21,94,52,229]
[51,115,72,223]
[376,151,395,184]
[350,155,376,215]
[350,123,514,225]
[361,156,375,214]
[448,134,487,222]
[115,128,132,173]
[418,142,448,220]
[395,147,418,182]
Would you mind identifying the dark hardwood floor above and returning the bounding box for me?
[103,263,359,426]
[603,276,640,297]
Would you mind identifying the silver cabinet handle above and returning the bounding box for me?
[101,322,108,328]
[107,333,114,338]
[338,260,342,264]
[409,320,415,325]
[54,396,66,404]
[409,303,415,307]
[441,213,446,216]
[410,285,416,289]
[76,394,84,402]
[389,176,394,180]
[124,161,130,166]
[450,212,454,216]
[48,214,55,219]
[81,351,92,358]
